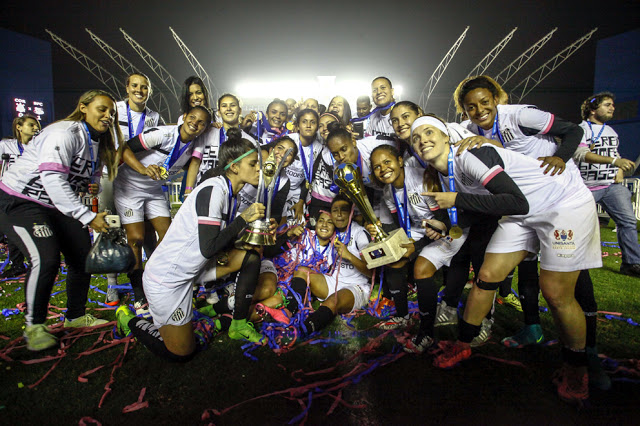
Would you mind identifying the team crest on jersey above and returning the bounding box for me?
[408,192,422,205]
[124,208,134,217]
[552,229,575,249]
[502,128,514,143]
[170,308,185,322]
[32,223,53,238]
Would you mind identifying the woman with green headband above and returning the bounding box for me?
[115,129,270,361]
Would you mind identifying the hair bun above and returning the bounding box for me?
[226,127,242,141]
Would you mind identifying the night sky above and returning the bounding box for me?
[2,0,638,122]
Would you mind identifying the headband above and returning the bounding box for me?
[411,116,448,138]
[224,148,256,170]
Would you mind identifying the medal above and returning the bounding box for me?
[158,166,169,180]
[217,252,229,266]
[306,181,310,190]
[286,121,295,131]
[449,226,463,239]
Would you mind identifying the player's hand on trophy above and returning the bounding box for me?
[400,241,416,259]
[287,224,304,238]
[365,221,382,240]
[241,202,265,223]
[422,191,458,209]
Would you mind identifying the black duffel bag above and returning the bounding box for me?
[85,228,135,274]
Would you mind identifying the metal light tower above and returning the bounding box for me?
[494,28,557,86]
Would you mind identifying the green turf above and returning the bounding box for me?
[0,224,638,425]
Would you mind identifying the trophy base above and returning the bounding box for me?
[360,228,411,269]
[237,219,275,247]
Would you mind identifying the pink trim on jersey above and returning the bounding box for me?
[198,218,221,226]
[192,151,203,160]
[481,165,503,186]
[540,114,555,134]
[588,184,611,191]
[311,191,334,202]
[39,162,70,174]
[390,208,398,214]
[0,183,54,209]
[139,134,149,150]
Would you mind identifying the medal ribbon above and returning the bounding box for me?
[350,101,397,123]
[586,121,606,145]
[226,178,238,226]
[17,141,24,156]
[392,183,411,239]
[81,121,96,180]
[444,147,459,229]
[299,142,314,186]
[126,104,146,138]
[479,113,505,147]
[162,130,190,172]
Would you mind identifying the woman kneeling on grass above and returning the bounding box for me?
[410,115,601,405]
[116,131,271,361]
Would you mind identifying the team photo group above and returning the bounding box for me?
[1,70,638,407]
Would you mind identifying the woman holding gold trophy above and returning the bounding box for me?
[114,105,211,314]
[115,132,272,361]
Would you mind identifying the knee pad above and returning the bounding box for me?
[476,279,500,291]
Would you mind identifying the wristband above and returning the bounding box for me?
[611,158,617,166]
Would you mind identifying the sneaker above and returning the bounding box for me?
[228,319,268,345]
[134,298,151,318]
[105,287,120,306]
[274,325,298,349]
[552,364,589,405]
[435,300,458,327]
[377,316,408,330]
[205,289,220,305]
[498,293,523,312]
[23,324,58,351]
[620,263,640,277]
[1,264,28,279]
[64,314,109,328]
[433,341,472,369]
[255,303,291,324]
[470,318,493,347]
[586,347,612,391]
[501,324,544,348]
[115,305,135,337]
[403,333,435,354]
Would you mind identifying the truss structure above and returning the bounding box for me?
[46,29,122,99]
[86,28,172,119]
[169,27,218,105]
[419,27,469,112]
[494,28,557,86]
[119,28,181,104]
[509,28,598,103]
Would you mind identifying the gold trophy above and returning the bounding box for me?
[333,162,411,269]
[238,147,293,246]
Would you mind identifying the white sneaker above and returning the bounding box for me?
[24,324,58,351]
[403,333,435,354]
[64,314,109,328]
[470,318,493,347]
[377,316,408,330]
[435,300,458,327]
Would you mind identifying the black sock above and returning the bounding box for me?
[386,265,409,318]
[518,260,540,326]
[499,269,515,298]
[561,346,587,367]
[218,315,232,332]
[415,277,439,336]
[232,251,261,320]
[287,277,308,314]
[128,317,195,362]
[574,269,598,348]
[458,319,481,343]
[303,305,335,335]
[128,269,145,302]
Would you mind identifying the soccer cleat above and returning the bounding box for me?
[434,300,458,327]
[198,304,218,318]
[105,287,120,306]
[0,264,28,279]
[377,316,408,330]
[134,298,151,318]
[23,324,58,351]
[498,293,523,312]
[403,333,435,354]
[586,346,612,391]
[228,319,268,345]
[501,324,544,348]
[255,303,291,324]
[115,305,135,337]
[274,325,298,349]
[470,318,493,347]
[552,364,589,405]
[64,313,109,328]
[433,341,472,369]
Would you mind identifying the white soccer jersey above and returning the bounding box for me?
[285,133,324,195]
[115,125,195,191]
[191,127,254,184]
[0,138,26,174]
[144,176,237,288]
[0,121,99,225]
[383,166,439,239]
[116,100,163,142]
[365,109,395,138]
[290,229,336,274]
[578,121,620,189]
[309,146,336,204]
[450,144,590,216]
[465,104,559,158]
[331,221,371,285]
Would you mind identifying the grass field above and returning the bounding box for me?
[0,224,638,425]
